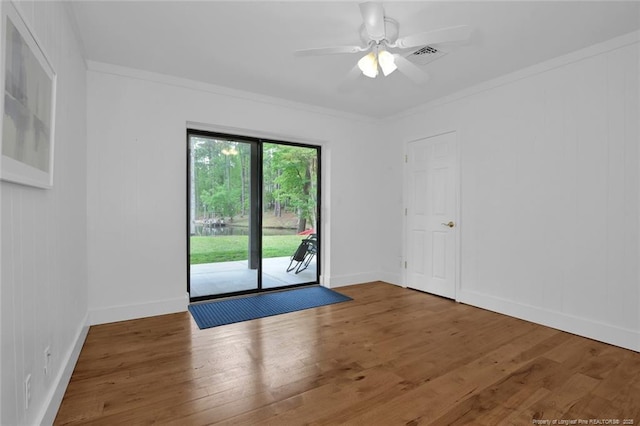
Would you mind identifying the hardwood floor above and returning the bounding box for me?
[55,282,640,425]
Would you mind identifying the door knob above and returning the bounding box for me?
[441,221,455,228]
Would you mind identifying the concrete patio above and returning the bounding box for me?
[190,256,317,297]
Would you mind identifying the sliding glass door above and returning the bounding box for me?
[188,135,258,297]
[187,130,320,301]
[262,143,319,288]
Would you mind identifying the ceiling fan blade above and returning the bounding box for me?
[395,25,471,49]
[295,45,366,56]
[337,65,363,92]
[359,2,386,41]
[394,55,429,85]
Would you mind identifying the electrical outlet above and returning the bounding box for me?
[24,374,31,410]
[44,346,51,376]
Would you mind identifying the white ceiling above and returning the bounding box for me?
[71,1,640,118]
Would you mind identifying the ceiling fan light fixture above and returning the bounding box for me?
[378,50,397,76]
[358,51,378,78]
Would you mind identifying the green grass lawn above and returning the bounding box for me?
[190,235,305,264]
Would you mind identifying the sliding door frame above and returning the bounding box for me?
[186,129,321,302]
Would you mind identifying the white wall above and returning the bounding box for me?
[388,32,640,351]
[85,63,389,324]
[376,124,405,285]
[0,1,88,425]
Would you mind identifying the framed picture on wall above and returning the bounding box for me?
[0,1,56,189]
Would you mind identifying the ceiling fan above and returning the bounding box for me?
[295,2,471,85]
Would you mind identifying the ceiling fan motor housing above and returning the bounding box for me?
[359,17,399,46]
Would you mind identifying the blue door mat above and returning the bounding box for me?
[188,286,352,329]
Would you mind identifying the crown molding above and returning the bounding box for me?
[86,60,378,125]
[385,30,640,123]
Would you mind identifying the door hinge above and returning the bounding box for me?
[405,208,407,216]
[404,261,407,269]
[405,154,408,163]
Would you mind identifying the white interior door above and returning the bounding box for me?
[406,132,458,299]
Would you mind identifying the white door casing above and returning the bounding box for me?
[405,132,458,299]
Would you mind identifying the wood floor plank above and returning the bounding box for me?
[429,357,566,425]
[54,282,640,425]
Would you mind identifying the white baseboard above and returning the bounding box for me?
[458,289,640,352]
[378,271,402,287]
[38,313,90,426]
[89,294,189,325]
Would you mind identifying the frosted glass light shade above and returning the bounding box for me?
[357,52,378,78]
[378,50,397,76]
